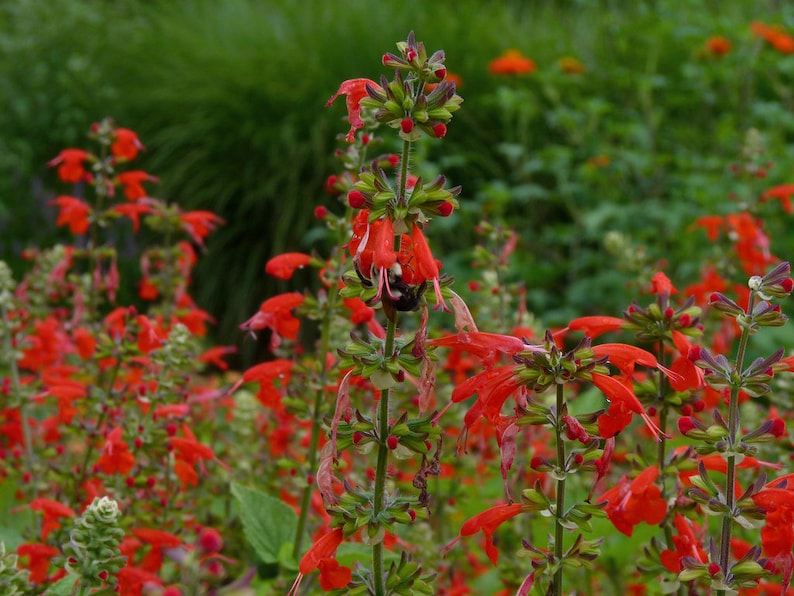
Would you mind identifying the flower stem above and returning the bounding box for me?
[553,382,566,596]
[293,282,339,559]
[717,301,753,584]
[372,315,397,596]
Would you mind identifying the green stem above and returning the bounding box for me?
[717,310,753,581]
[372,315,397,596]
[553,383,566,596]
[293,281,339,559]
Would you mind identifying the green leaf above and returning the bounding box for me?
[44,575,78,596]
[231,482,298,566]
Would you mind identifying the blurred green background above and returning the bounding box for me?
[2,0,794,365]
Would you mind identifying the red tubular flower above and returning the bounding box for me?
[27,498,76,541]
[198,345,237,371]
[650,271,677,295]
[659,514,707,572]
[111,202,152,233]
[592,372,665,440]
[49,195,91,235]
[112,128,145,161]
[180,210,225,248]
[16,543,59,584]
[117,171,158,201]
[299,527,345,575]
[131,528,183,573]
[326,78,380,142]
[566,315,625,338]
[444,503,528,565]
[239,292,304,351]
[762,184,794,213]
[48,148,91,183]
[265,252,313,280]
[705,36,731,56]
[410,224,447,310]
[598,466,666,537]
[97,427,136,475]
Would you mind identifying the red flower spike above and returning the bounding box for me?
[265,252,313,280]
[326,78,380,142]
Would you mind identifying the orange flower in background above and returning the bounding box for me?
[488,49,536,75]
[112,128,145,161]
[47,148,91,183]
[559,56,585,74]
[425,72,463,93]
[705,35,731,56]
[751,21,794,54]
[49,195,91,235]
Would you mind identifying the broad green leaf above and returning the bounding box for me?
[231,482,298,566]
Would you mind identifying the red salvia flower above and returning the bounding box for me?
[410,224,447,310]
[239,292,305,351]
[97,427,136,476]
[289,527,350,595]
[112,128,145,161]
[49,195,91,235]
[650,271,677,295]
[16,542,59,584]
[111,202,153,233]
[659,514,707,573]
[762,184,794,213]
[117,171,159,201]
[266,252,313,280]
[592,372,665,440]
[598,466,666,536]
[47,149,91,183]
[26,498,76,541]
[180,210,225,248]
[567,315,625,339]
[326,78,380,142]
[444,503,528,565]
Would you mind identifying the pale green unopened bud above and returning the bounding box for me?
[63,497,126,589]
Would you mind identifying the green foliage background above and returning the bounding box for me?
[2,0,794,364]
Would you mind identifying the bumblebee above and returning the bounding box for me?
[356,262,427,321]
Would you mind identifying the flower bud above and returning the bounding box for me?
[432,123,447,138]
[348,190,366,209]
[438,201,454,216]
[400,118,414,133]
[387,435,399,449]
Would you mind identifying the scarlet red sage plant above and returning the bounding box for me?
[1,120,235,594]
